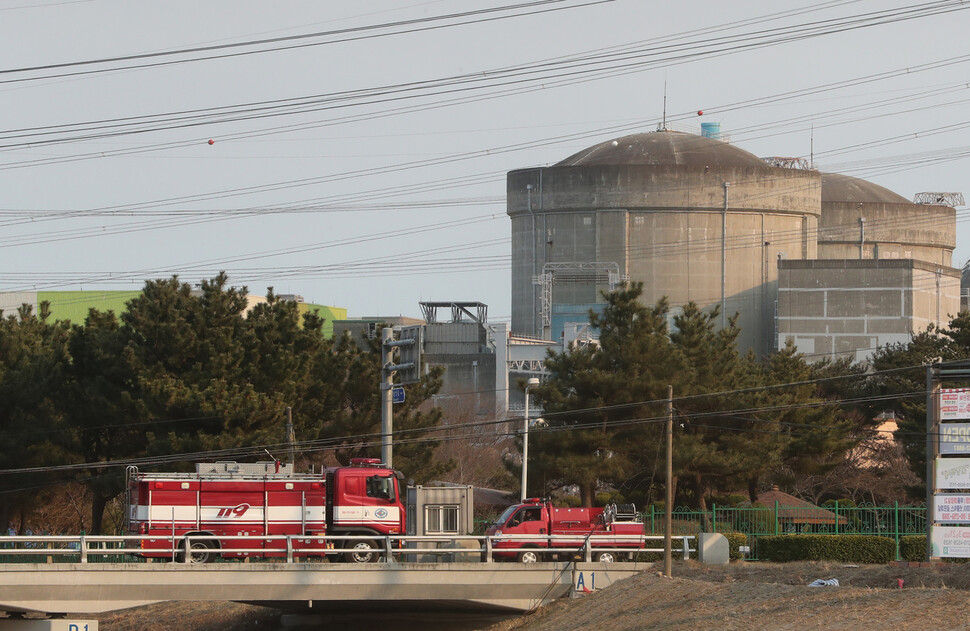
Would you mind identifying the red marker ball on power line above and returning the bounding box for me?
[208,139,215,145]
[697,110,703,116]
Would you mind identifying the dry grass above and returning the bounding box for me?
[95,561,970,631]
[486,561,970,631]
[98,601,279,631]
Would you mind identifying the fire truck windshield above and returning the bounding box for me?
[494,504,518,526]
[366,475,395,501]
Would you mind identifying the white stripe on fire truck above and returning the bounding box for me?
[332,505,400,524]
[138,505,326,523]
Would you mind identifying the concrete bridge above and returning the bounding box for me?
[0,561,649,617]
[0,533,686,628]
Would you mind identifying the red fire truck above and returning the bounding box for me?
[485,498,645,562]
[125,459,405,563]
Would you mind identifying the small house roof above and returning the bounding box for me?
[753,487,848,525]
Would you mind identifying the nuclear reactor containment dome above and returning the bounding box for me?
[507,131,822,355]
[819,172,955,266]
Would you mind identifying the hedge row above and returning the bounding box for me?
[758,535,895,563]
[899,535,926,562]
[723,532,748,561]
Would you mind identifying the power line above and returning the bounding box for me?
[0,1,612,81]
[2,2,964,158]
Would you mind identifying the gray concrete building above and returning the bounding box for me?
[420,302,502,417]
[817,173,955,266]
[507,130,821,355]
[332,315,424,348]
[776,173,960,362]
[507,130,961,365]
[777,259,960,362]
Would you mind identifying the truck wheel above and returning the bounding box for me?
[345,540,381,564]
[594,551,616,563]
[181,539,214,564]
[517,548,541,563]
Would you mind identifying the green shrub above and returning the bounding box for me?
[723,532,749,561]
[560,495,581,508]
[595,491,625,506]
[758,535,895,563]
[709,494,748,508]
[899,535,925,562]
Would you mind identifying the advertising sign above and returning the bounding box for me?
[941,389,970,421]
[931,525,970,558]
[939,423,970,455]
[934,494,970,523]
[936,458,970,489]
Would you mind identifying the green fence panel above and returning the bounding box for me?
[642,504,926,560]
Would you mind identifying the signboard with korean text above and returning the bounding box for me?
[941,389,970,421]
[936,458,970,489]
[939,423,970,455]
[934,494,970,523]
[931,525,970,558]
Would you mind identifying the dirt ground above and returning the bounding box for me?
[487,561,970,631]
[93,561,970,631]
[96,601,280,631]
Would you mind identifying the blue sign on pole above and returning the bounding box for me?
[392,387,405,404]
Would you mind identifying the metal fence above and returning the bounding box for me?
[0,533,694,565]
[643,502,926,560]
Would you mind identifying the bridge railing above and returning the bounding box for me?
[0,533,695,564]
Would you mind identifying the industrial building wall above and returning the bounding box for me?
[818,201,955,267]
[424,322,484,354]
[425,352,497,417]
[507,162,821,356]
[39,290,142,323]
[0,292,38,318]
[627,209,816,356]
[298,303,347,339]
[510,211,540,336]
[777,259,960,363]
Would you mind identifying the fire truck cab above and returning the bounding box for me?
[486,498,645,562]
[126,459,406,563]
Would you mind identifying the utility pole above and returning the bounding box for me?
[380,326,423,469]
[721,182,729,329]
[665,385,673,578]
[521,377,540,501]
[381,328,395,468]
[285,406,295,466]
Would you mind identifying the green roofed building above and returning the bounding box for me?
[0,290,346,338]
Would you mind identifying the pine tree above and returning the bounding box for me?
[0,303,73,533]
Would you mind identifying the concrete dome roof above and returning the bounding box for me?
[555,130,769,168]
[821,172,909,204]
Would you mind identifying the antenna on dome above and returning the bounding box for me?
[661,78,668,131]
[810,119,815,169]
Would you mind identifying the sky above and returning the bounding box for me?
[2,0,970,324]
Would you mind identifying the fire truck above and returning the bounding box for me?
[125,459,405,563]
[485,498,645,562]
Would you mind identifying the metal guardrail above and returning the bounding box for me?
[0,533,695,565]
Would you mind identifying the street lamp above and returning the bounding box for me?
[521,377,540,501]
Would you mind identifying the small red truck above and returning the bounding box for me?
[126,458,405,563]
[485,498,645,562]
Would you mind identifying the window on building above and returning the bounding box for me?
[425,505,460,534]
